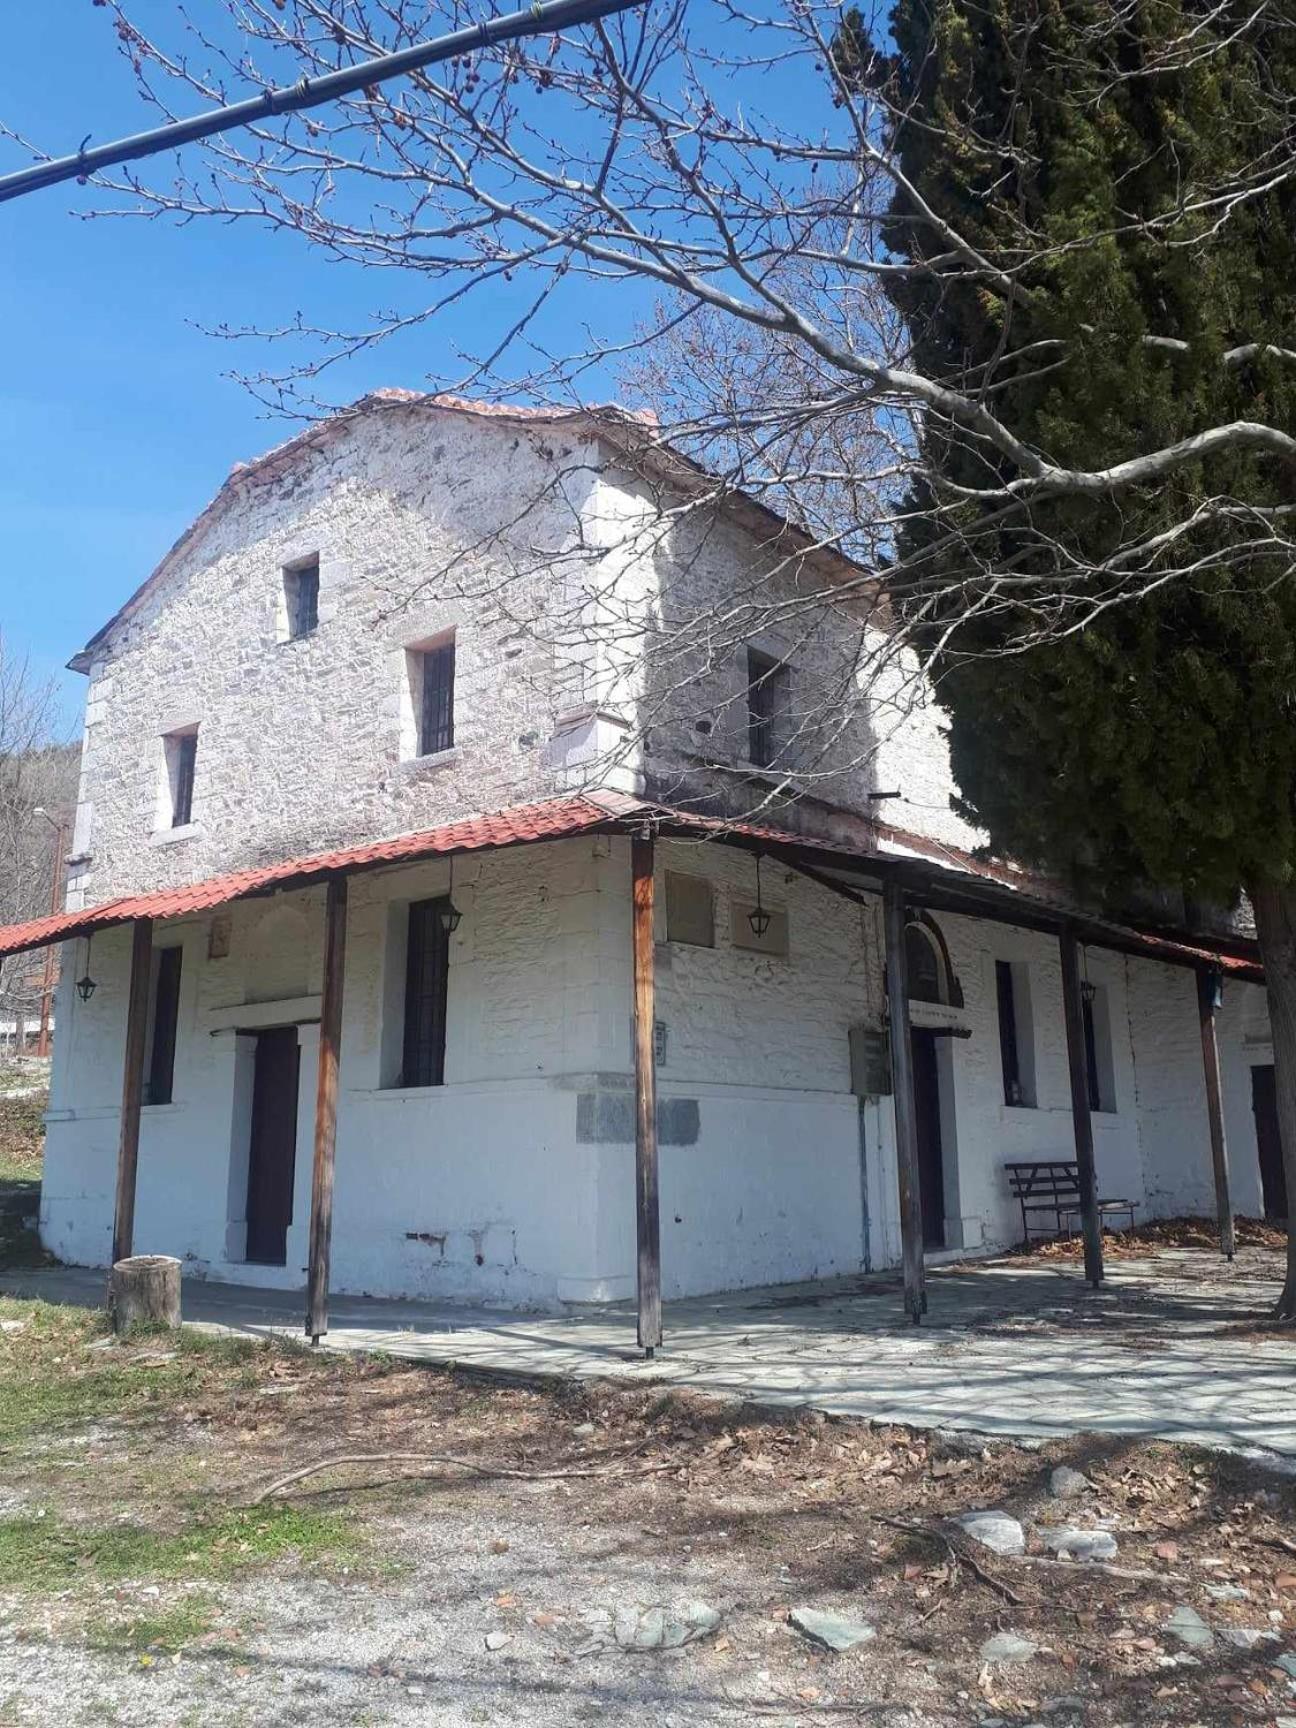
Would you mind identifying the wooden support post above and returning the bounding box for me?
[111,918,154,1268]
[1059,927,1104,1288]
[882,879,926,1323]
[631,831,662,1356]
[1197,967,1235,1261]
[306,875,348,1343]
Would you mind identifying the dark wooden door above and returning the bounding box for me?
[1251,1064,1289,1222]
[911,1028,946,1249]
[246,1027,301,1265]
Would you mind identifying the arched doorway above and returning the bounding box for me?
[905,918,954,1249]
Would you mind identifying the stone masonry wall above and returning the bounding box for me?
[69,404,606,904]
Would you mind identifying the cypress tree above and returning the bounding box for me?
[851,1,1296,1309]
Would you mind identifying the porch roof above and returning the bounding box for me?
[0,789,1264,982]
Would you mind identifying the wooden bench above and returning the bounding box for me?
[1005,1160,1138,1244]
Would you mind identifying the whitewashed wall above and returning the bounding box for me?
[1128,959,1270,1221]
[591,464,982,853]
[43,839,624,1305]
[41,831,1271,1309]
[45,398,1272,1308]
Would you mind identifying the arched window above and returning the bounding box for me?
[905,921,947,1004]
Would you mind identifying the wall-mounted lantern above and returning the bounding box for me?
[439,857,463,934]
[75,933,98,1002]
[747,853,772,938]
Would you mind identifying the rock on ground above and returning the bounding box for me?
[1039,1527,1118,1561]
[979,1632,1038,1663]
[581,1601,723,1653]
[952,1511,1026,1556]
[1162,1605,1214,1651]
[788,1607,877,1653]
[1048,1467,1090,1501]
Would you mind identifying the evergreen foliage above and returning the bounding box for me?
[851,0,1296,906]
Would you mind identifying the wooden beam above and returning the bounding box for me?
[112,917,154,1267]
[306,875,348,1343]
[1197,967,1236,1260]
[631,831,662,1355]
[882,879,926,1323]
[1058,927,1104,1288]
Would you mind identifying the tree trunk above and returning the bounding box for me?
[1245,881,1296,1318]
[110,1254,181,1333]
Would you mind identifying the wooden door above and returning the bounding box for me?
[1251,1064,1289,1223]
[246,1027,301,1265]
[911,1028,946,1249]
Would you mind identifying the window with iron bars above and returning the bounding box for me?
[419,641,456,756]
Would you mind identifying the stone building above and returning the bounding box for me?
[0,392,1281,1335]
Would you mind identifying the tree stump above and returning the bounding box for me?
[110,1254,181,1334]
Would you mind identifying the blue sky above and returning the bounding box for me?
[0,7,625,729]
[0,4,836,731]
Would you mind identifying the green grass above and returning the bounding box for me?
[0,1504,353,1593]
[0,1299,308,1446]
[85,1593,220,1655]
[0,1295,365,1624]
[0,1087,47,1186]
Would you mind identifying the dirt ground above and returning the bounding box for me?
[1,1293,1295,1728]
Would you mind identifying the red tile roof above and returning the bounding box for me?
[0,792,645,961]
[0,789,1261,982]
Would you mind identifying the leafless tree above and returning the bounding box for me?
[0,637,76,1055]
[56,0,1289,752]
[4,0,1295,1288]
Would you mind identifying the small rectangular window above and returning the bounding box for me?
[402,897,451,1087]
[996,960,1037,1106]
[145,946,183,1105]
[996,961,1023,1105]
[284,557,320,640]
[165,729,198,828]
[1082,983,1116,1113]
[665,872,714,947]
[419,642,456,756]
[747,648,788,768]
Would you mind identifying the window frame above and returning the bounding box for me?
[284,556,320,641]
[665,870,715,948]
[746,647,787,769]
[996,960,1024,1106]
[1081,982,1117,1114]
[169,730,198,828]
[144,945,183,1106]
[418,641,457,757]
[401,896,451,1088]
[905,922,947,1004]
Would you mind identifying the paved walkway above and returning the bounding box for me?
[6,1246,1294,1457]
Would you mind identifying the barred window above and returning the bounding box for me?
[284,557,320,639]
[402,898,451,1087]
[419,642,456,756]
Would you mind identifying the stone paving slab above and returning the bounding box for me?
[6,1246,1294,1457]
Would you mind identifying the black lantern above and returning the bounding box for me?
[747,854,772,938]
[1079,979,1096,1007]
[439,858,462,934]
[75,933,98,1002]
[1204,965,1225,1013]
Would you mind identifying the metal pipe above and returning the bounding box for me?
[0,0,647,207]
